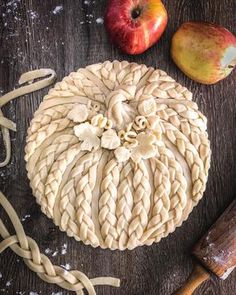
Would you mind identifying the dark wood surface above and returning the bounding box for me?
[0,0,235,294]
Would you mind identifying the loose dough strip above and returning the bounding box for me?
[0,69,56,167]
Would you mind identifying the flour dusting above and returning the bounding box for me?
[45,244,67,257]
[52,5,63,15]
[52,250,59,257]
[27,10,38,20]
[6,279,13,287]
[21,214,31,221]
[96,17,104,24]
[0,272,2,279]
[61,243,67,255]
[45,248,52,254]
[60,263,71,270]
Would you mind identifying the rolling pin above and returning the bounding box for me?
[175,198,236,295]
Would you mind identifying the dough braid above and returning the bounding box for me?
[127,161,151,249]
[0,191,120,295]
[44,144,82,217]
[28,104,75,135]
[99,158,120,249]
[25,118,74,161]
[75,150,103,246]
[116,162,134,250]
[140,158,171,243]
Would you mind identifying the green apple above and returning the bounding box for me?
[171,22,236,84]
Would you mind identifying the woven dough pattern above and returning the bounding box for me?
[25,61,211,250]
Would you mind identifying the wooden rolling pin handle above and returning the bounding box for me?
[174,264,210,295]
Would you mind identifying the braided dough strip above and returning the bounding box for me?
[0,191,120,294]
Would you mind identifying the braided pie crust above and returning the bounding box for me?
[25,61,211,250]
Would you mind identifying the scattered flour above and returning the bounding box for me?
[45,244,67,256]
[61,243,67,255]
[6,0,20,8]
[84,0,95,4]
[21,214,31,221]
[6,0,20,5]
[6,279,13,287]
[29,292,39,295]
[16,292,26,295]
[27,10,38,20]
[0,272,2,279]
[60,263,71,270]
[51,292,63,295]
[45,248,52,254]
[52,250,59,257]
[52,5,63,15]
[96,17,104,24]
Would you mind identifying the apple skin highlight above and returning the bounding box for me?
[171,22,236,84]
[105,0,168,55]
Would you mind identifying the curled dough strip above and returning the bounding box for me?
[0,69,56,167]
[0,191,120,294]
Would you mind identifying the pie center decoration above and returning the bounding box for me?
[25,61,211,250]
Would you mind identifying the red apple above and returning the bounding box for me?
[105,0,168,55]
[171,22,236,84]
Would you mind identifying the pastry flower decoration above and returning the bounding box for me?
[73,111,120,151]
[71,107,159,160]
[114,147,131,163]
[74,122,102,151]
[114,132,157,163]
[101,129,120,150]
[67,102,102,124]
[67,104,89,123]
[130,133,157,163]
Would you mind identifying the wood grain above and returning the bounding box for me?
[0,0,236,294]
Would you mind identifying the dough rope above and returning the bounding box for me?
[0,191,120,295]
[24,61,211,250]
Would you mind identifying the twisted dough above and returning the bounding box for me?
[0,191,120,295]
[24,61,211,250]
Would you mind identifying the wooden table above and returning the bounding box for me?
[0,0,235,294]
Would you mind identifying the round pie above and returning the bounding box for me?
[25,61,211,250]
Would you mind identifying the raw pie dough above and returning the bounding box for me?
[25,61,211,250]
